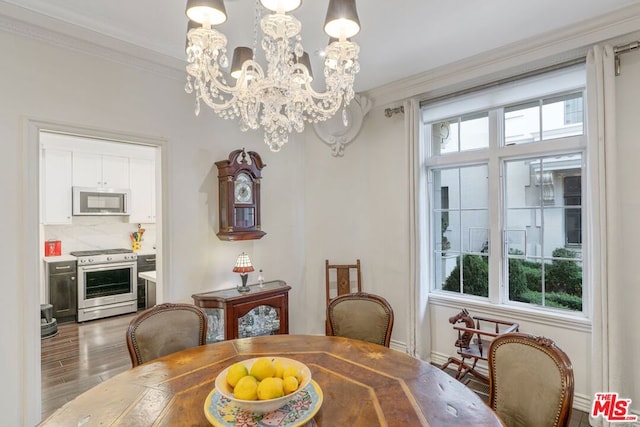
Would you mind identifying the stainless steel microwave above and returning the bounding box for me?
[72,187,131,216]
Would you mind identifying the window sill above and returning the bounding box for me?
[428,292,591,333]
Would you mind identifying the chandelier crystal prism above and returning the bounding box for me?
[184,0,361,152]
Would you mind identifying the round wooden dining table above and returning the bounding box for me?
[40,334,504,427]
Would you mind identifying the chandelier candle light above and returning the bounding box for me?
[185,0,362,152]
[233,252,255,293]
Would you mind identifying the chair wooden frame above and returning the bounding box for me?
[488,332,574,427]
[327,292,394,347]
[440,308,519,384]
[126,302,207,367]
[325,259,362,334]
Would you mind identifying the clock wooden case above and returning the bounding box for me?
[215,149,266,241]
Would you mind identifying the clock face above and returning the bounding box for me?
[234,181,252,203]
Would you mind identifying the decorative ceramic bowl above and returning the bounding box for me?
[214,357,312,414]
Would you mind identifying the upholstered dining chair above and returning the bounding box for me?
[488,332,574,427]
[126,302,208,367]
[327,292,394,347]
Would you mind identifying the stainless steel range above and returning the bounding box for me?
[70,248,138,322]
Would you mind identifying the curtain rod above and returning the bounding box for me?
[419,57,586,108]
[614,40,639,76]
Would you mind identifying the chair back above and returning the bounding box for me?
[327,292,394,347]
[325,259,362,334]
[488,332,574,427]
[126,303,208,367]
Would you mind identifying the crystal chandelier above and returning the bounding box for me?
[184,0,361,152]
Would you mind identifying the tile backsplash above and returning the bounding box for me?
[43,216,156,255]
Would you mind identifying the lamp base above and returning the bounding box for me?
[237,274,251,293]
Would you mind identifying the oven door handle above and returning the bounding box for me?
[78,262,136,273]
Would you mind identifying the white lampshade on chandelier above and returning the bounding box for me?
[184,0,361,152]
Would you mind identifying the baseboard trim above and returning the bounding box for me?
[389,339,407,353]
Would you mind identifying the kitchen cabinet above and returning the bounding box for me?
[46,260,77,323]
[72,152,129,188]
[128,157,156,223]
[41,148,73,224]
[192,280,290,343]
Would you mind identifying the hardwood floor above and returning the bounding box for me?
[40,313,136,420]
[41,314,592,426]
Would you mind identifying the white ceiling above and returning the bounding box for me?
[2,0,639,91]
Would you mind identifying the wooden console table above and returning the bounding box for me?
[192,280,290,342]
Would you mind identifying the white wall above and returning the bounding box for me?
[301,107,410,344]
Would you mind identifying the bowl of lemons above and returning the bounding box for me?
[214,356,312,414]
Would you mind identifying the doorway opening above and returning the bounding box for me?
[25,120,166,423]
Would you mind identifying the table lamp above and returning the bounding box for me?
[233,252,254,293]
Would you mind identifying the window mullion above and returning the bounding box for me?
[488,109,502,304]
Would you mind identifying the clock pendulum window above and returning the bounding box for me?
[215,149,266,241]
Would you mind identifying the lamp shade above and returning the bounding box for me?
[260,0,302,13]
[230,46,254,79]
[233,252,254,274]
[324,0,360,39]
[186,0,227,26]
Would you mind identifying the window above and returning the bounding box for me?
[563,176,582,246]
[563,94,584,125]
[434,166,489,297]
[422,65,586,313]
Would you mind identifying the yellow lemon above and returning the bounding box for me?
[273,361,285,379]
[250,358,276,381]
[233,375,259,401]
[283,376,299,395]
[282,366,303,384]
[257,377,284,400]
[226,362,248,388]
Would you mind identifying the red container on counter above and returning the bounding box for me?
[44,240,61,256]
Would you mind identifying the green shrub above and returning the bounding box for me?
[443,254,489,297]
[546,292,582,311]
[517,290,582,311]
[443,246,582,308]
[508,257,528,301]
[545,248,582,295]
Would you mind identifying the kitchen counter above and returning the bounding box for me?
[138,271,156,282]
[135,249,156,256]
[43,255,77,263]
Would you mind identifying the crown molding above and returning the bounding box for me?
[364,2,640,109]
[0,1,185,81]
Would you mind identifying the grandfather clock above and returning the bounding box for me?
[215,149,266,241]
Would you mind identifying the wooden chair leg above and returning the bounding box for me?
[441,356,489,384]
[440,356,469,379]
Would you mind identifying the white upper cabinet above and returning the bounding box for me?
[72,152,129,189]
[41,148,73,224]
[40,132,157,225]
[128,157,156,223]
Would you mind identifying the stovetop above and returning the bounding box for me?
[70,248,133,257]
[70,248,137,265]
